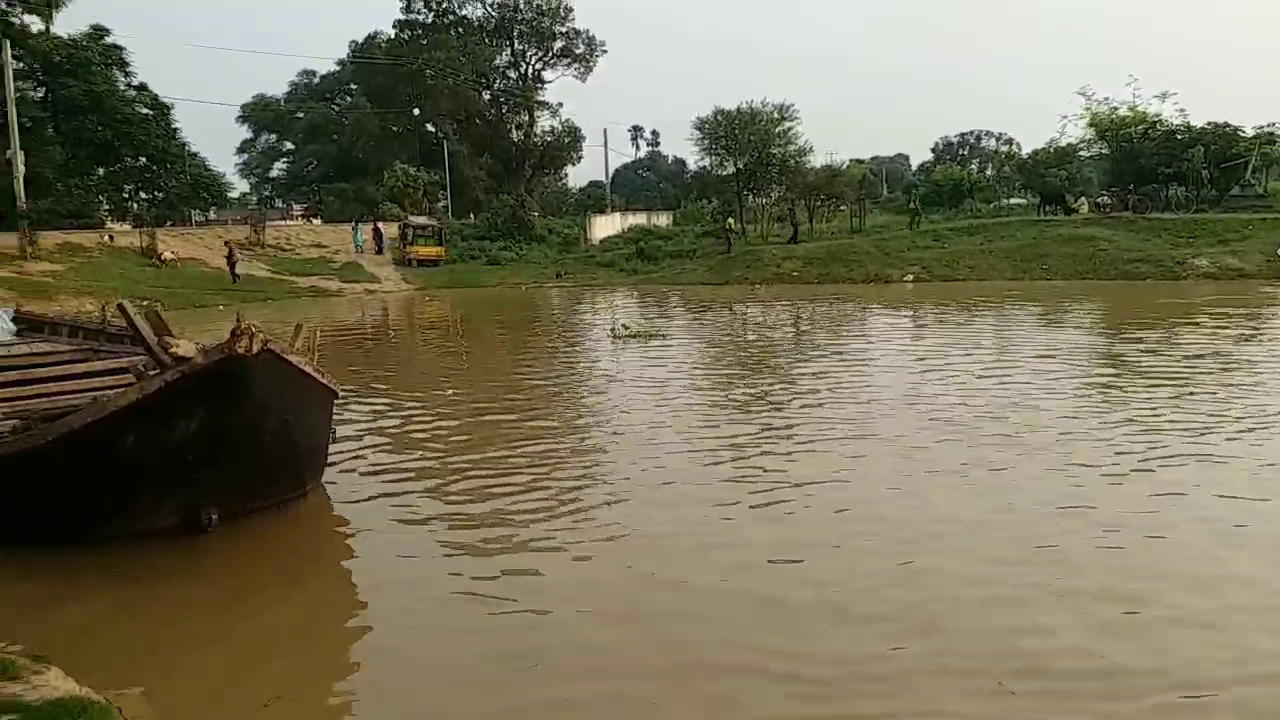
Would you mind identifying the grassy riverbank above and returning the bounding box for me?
[3,216,1279,311]
[0,650,124,719]
[0,224,402,312]
[405,215,1280,288]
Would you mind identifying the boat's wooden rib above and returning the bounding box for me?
[0,356,149,385]
[0,388,129,417]
[0,373,138,403]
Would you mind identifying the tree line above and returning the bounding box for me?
[3,0,1275,243]
[0,1,231,231]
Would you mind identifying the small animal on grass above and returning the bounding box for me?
[98,233,115,245]
[554,268,569,280]
[154,249,180,267]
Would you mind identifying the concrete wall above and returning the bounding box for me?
[585,210,675,245]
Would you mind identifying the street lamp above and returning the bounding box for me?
[416,110,453,221]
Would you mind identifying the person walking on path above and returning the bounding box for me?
[224,240,240,284]
[372,221,385,256]
[351,219,365,254]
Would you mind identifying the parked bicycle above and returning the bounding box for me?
[1093,185,1152,215]
[1165,184,1197,215]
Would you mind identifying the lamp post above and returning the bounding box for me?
[417,111,453,221]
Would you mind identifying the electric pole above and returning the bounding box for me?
[2,35,28,258]
[602,128,611,213]
[442,137,453,220]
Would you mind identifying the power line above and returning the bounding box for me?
[6,3,644,130]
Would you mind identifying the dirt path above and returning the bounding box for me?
[0,223,414,296]
[353,251,412,291]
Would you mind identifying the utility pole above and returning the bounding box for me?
[442,137,453,220]
[602,128,611,212]
[2,36,28,258]
[825,150,837,165]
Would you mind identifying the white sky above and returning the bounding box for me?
[58,0,1280,188]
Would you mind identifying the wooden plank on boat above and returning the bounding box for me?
[12,309,140,348]
[0,356,148,384]
[289,323,305,350]
[0,373,136,402]
[144,307,175,339]
[0,387,124,418]
[116,301,174,369]
[0,348,131,370]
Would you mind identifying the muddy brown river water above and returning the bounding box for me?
[4,283,1280,719]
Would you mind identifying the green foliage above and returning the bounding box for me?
[260,256,380,284]
[380,162,439,217]
[0,696,121,720]
[0,655,26,681]
[0,11,231,230]
[920,164,982,210]
[403,215,1280,289]
[608,151,691,210]
[236,0,605,222]
[0,246,330,308]
[691,99,813,234]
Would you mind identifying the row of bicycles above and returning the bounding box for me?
[1090,184,1199,216]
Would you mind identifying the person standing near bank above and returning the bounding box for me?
[351,219,365,254]
[224,240,240,284]
[372,221,385,256]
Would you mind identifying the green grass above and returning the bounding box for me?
[400,214,1280,288]
[0,696,122,720]
[0,246,334,309]
[0,655,26,681]
[260,256,380,284]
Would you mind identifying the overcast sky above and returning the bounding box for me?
[59,0,1280,189]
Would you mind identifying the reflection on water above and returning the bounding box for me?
[0,493,364,720]
[11,281,1280,719]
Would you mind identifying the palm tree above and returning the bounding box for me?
[627,124,645,160]
[645,129,662,153]
[27,0,75,34]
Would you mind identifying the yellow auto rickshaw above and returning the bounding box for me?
[393,215,446,267]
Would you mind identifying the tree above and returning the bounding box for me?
[646,128,661,152]
[790,162,843,238]
[237,0,606,224]
[609,152,690,210]
[381,162,441,216]
[921,130,1022,179]
[628,124,646,159]
[0,13,230,230]
[691,99,812,239]
[1064,79,1186,192]
[25,0,74,34]
[843,160,872,232]
[1018,141,1093,207]
[920,164,980,210]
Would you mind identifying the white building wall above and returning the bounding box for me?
[585,210,675,245]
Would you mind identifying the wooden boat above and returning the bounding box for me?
[0,302,339,543]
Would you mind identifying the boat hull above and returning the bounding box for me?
[0,348,337,543]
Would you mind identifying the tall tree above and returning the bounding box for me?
[237,0,605,223]
[0,13,229,229]
[628,124,646,159]
[645,128,661,152]
[691,99,812,238]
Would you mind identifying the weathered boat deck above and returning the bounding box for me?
[0,321,153,438]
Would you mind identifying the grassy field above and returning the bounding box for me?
[259,256,381,284]
[402,215,1280,289]
[0,654,123,720]
[0,244,333,310]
